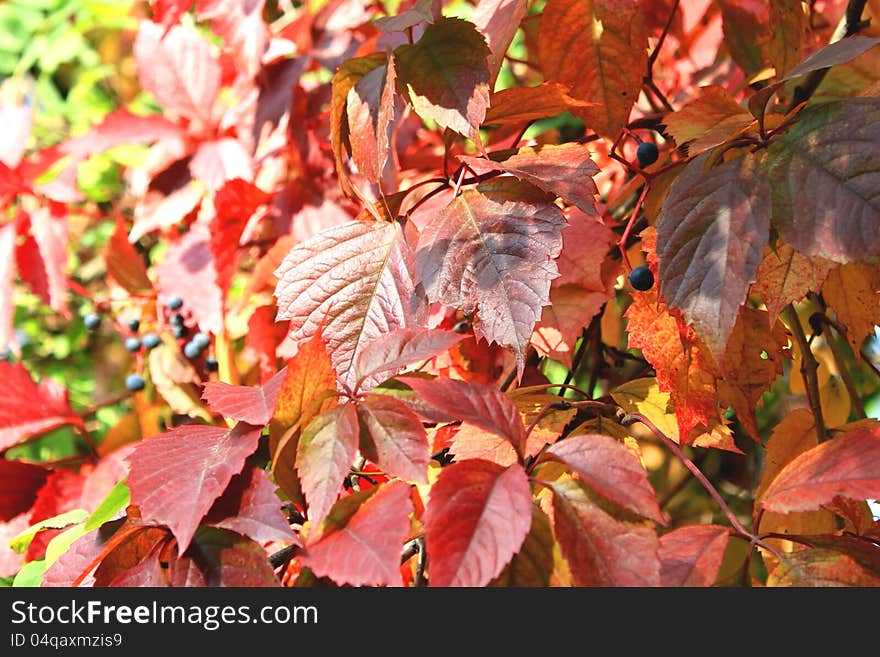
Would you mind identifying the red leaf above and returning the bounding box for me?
[202,367,286,425]
[0,515,30,578]
[658,525,730,587]
[197,0,270,78]
[394,17,491,145]
[761,422,880,513]
[190,138,254,191]
[403,377,525,454]
[0,362,83,451]
[297,404,361,528]
[551,478,660,586]
[424,460,532,587]
[206,466,298,545]
[657,151,771,360]
[301,481,414,587]
[546,434,664,523]
[59,108,186,164]
[15,226,51,307]
[751,242,836,324]
[0,222,17,351]
[126,422,263,554]
[107,547,169,587]
[415,179,565,376]
[104,215,152,295]
[156,223,224,334]
[211,178,270,298]
[346,57,396,184]
[42,526,110,587]
[357,394,429,483]
[538,0,647,137]
[471,0,528,86]
[354,328,465,390]
[274,220,427,387]
[134,20,221,127]
[0,460,49,521]
[767,548,880,587]
[28,204,70,316]
[483,83,595,127]
[181,526,280,586]
[459,143,599,215]
[130,180,204,243]
[93,526,170,586]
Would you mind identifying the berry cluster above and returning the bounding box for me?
[81,293,218,392]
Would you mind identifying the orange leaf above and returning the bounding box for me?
[751,242,837,324]
[822,263,880,358]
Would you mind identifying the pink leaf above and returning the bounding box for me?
[0,103,32,168]
[297,404,361,529]
[354,328,465,390]
[346,57,397,184]
[190,138,254,191]
[301,481,414,586]
[551,478,661,586]
[126,422,263,554]
[0,362,83,451]
[459,143,599,215]
[546,434,665,523]
[659,525,730,587]
[471,0,528,86]
[206,466,298,545]
[211,178,270,298]
[424,460,532,587]
[59,109,186,163]
[274,220,427,387]
[403,376,525,453]
[761,422,880,513]
[415,179,565,377]
[201,367,286,426]
[156,223,224,334]
[657,150,771,361]
[28,204,70,316]
[357,394,429,483]
[0,222,17,351]
[134,20,221,126]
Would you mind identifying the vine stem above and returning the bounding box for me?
[782,304,827,442]
[623,412,751,537]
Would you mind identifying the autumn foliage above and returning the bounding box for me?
[3,0,880,588]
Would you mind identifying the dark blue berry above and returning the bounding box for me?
[629,265,655,291]
[183,341,203,359]
[192,332,210,350]
[169,313,184,327]
[166,295,183,310]
[636,142,659,168]
[124,337,141,352]
[142,332,161,350]
[125,374,145,391]
[204,357,219,372]
[172,324,189,339]
[127,318,140,332]
[83,313,101,330]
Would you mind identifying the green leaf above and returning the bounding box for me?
[84,479,130,531]
[12,560,46,588]
[9,509,89,554]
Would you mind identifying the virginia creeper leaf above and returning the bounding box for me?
[296,404,360,529]
[765,98,880,263]
[394,17,491,145]
[662,85,754,155]
[126,422,263,554]
[202,368,286,426]
[357,394,429,483]
[658,525,730,587]
[301,481,414,587]
[0,460,49,521]
[0,223,16,351]
[537,0,647,137]
[767,0,807,78]
[761,421,880,513]
[783,36,880,82]
[459,143,599,214]
[354,328,464,389]
[346,57,396,184]
[189,138,254,192]
[551,477,661,586]
[483,83,595,127]
[750,242,837,323]
[415,179,565,376]
[403,376,525,453]
[274,220,427,388]
[546,434,664,523]
[489,507,555,587]
[184,526,279,586]
[424,460,532,587]
[767,548,880,587]
[657,150,771,361]
[134,20,221,127]
[205,466,298,545]
[0,362,83,451]
[105,215,152,295]
[821,263,880,357]
[471,0,528,86]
